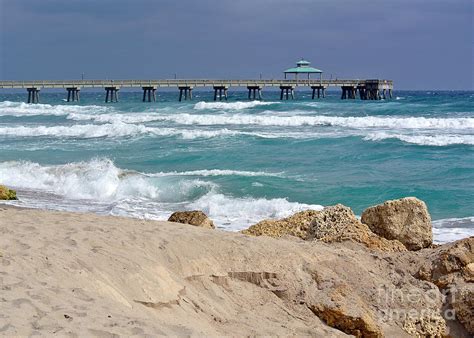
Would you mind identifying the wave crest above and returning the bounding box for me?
[193,101,275,110]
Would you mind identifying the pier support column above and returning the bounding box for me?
[27,87,40,103]
[178,86,193,101]
[357,86,368,100]
[66,87,81,102]
[364,80,388,101]
[388,89,393,99]
[247,86,263,100]
[311,85,327,99]
[279,85,295,100]
[341,86,356,100]
[213,86,228,101]
[105,86,120,103]
[142,86,157,102]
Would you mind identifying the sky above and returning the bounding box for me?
[0,0,473,89]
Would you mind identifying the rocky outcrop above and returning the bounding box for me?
[361,197,432,251]
[168,210,215,229]
[308,204,406,252]
[0,185,17,200]
[243,205,406,252]
[241,210,319,239]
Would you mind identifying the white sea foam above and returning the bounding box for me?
[432,217,474,243]
[0,159,215,202]
[67,112,161,124]
[189,193,323,230]
[364,132,474,146]
[148,169,285,178]
[0,159,323,230]
[94,112,473,130]
[0,122,241,139]
[193,101,275,110]
[0,101,109,117]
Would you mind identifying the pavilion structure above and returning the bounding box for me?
[281,59,325,100]
[284,59,323,81]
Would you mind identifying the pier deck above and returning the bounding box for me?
[0,79,393,102]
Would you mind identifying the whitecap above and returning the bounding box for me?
[193,101,275,110]
[364,132,474,146]
[0,101,110,117]
[189,192,323,230]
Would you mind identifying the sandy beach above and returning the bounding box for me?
[1,204,472,337]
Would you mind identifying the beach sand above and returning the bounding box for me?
[0,205,346,336]
[0,205,471,336]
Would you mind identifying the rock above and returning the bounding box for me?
[308,204,406,252]
[402,313,447,338]
[168,210,215,229]
[241,210,320,239]
[361,197,432,251]
[451,283,474,335]
[416,237,474,288]
[0,185,17,200]
[451,281,474,335]
[413,237,474,335]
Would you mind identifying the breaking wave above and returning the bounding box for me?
[193,101,275,110]
[364,132,474,146]
[0,123,242,139]
[0,158,323,230]
[65,111,474,131]
[0,101,109,117]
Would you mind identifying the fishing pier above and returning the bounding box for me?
[0,60,393,103]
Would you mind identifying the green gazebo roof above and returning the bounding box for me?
[284,59,322,73]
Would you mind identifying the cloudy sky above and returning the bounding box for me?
[1,0,472,89]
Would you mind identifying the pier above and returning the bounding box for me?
[0,79,393,104]
[0,60,393,103]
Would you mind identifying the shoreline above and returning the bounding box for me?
[2,192,473,244]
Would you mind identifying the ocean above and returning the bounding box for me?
[0,89,472,243]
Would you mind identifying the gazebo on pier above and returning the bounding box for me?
[284,59,323,82]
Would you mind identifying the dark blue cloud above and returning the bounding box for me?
[1,0,472,89]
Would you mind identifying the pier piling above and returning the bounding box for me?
[142,86,157,102]
[311,85,326,99]
[247,86,263,100]
[279,85,295,100]
[178,86,193,101]
[66,87,80,102]
[341,86,357,100]
[213,86,228,101]
[27,87,40,103]
[105,86,120,103]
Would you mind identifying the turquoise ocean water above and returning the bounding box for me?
[0,90,472,243]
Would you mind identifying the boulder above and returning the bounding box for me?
[361,197,432,251]
[241,210,320,239]
[308,204,406,252]
[168,210,215,229]
[0,185,17,200]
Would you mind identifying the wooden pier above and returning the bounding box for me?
[0,79,393,103]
